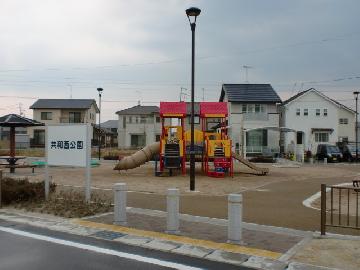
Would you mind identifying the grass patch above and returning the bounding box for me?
[2,178,112,218]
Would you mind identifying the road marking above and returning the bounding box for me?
[74,219,281,259]
[0,226,204,270]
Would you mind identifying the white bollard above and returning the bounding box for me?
[114,183,127,225]
[228,193,243,244]
[309,158,314,164]
[324,158,327,164]
[166,188,180,234]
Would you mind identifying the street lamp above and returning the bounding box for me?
[354,91,359,162]
[97,87,103,160]
[186,7,201,191]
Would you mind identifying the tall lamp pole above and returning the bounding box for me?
[186,7,201,191]
[354,91,359,162]
[97,87,103,160]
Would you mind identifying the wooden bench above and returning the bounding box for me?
[0,164,37,173]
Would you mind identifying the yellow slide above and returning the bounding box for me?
[114,142,160,170]
[232,152,269,175]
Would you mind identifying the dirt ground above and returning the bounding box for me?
[21,161,360,195]
[4,160,360,233]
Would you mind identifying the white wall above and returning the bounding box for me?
[282,90,355,153]
[117,114,162,149]
[228,102,280,152]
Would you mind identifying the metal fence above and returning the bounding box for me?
[320,183,360,235]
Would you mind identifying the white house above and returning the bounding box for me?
[116,105,162,149]
[219,84,282,156]
[279,88,356,155]
[28,99,99,147]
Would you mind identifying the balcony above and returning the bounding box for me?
[59,117,84,123]
[243,113,268,121]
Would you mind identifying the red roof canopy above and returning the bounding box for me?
[199,102,228,117]
[160,102,187,117]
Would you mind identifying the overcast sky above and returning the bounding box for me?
[0,0,359,121]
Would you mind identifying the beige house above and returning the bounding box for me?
[28,99,99,146]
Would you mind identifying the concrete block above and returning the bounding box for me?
[114,183,127,225]
[141,239,180,252]
[242,256,287,270]
[228,193,243,244]
[166,188,180,234]
[205,250,249,265]
[287,262,339,270]
[115,235,152,246]
[171,244,213,258]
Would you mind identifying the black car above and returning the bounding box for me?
[316,144,343,162]
[340,144,359,162]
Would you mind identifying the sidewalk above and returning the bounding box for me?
[0,207,357,269]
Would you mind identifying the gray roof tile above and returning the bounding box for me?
[116,105,159,115]
[30,99,99,112]
[220,84,282,103]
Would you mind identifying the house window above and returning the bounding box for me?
[323,109,328,116]
[315,132,329,142]
[122,117,126,128]
[69,112,82,123]
[33,129,45,145]
[135,117,139,123]
[296,109,300,116]
[316,109,320,116]
[155,135,161,142]
[242,104,247,113]
[304,109,308,116]
[339,118,348,124]
[127,116,132,123]
[140,116,147,123]
[188,116,200,124]
[41,112,52,120]
[156,116,160,123]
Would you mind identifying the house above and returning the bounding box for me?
[28,99,99,146]
[279,88,356,155]
[98,120,118,147]
[116,105,162,149]
[219,84,282,156]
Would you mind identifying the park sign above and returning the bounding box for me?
[46,124,92,167]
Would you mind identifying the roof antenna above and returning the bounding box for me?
[243,65,253,83]
[68,84,73,99]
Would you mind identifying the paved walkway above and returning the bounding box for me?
[2,207,357,269]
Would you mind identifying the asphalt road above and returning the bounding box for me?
[0,221,250,270]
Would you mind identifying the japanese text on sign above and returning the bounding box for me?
[50,140,83,150]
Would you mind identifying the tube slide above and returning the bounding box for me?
[114,142,160,170]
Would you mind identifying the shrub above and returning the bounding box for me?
[1,178,56,205]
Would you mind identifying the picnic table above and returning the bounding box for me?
[0,156,26,173]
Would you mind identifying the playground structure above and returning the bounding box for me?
[114,101,268,176]
[157,102,187,175]
[200,102,233,177]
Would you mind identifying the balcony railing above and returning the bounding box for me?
[243,113,268,121]
[59,117,84,123]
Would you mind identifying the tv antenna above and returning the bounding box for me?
[243,65,253,83]
[68,84,73,99]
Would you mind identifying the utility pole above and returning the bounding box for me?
[202,88,205,101]
[354,91,359,162]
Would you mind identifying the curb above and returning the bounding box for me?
[0,209,340,270]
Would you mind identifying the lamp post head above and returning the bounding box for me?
[186,7,201,25]
[97,87,103,97]
[354,91,360,98]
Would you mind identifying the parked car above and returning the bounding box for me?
[340,144,359,162]
[316,144,342,162]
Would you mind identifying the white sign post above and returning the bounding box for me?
[45,124,92,203]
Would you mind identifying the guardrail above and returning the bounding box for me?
[320,183,360,235]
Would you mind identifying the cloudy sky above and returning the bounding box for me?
[0,0,359,121]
